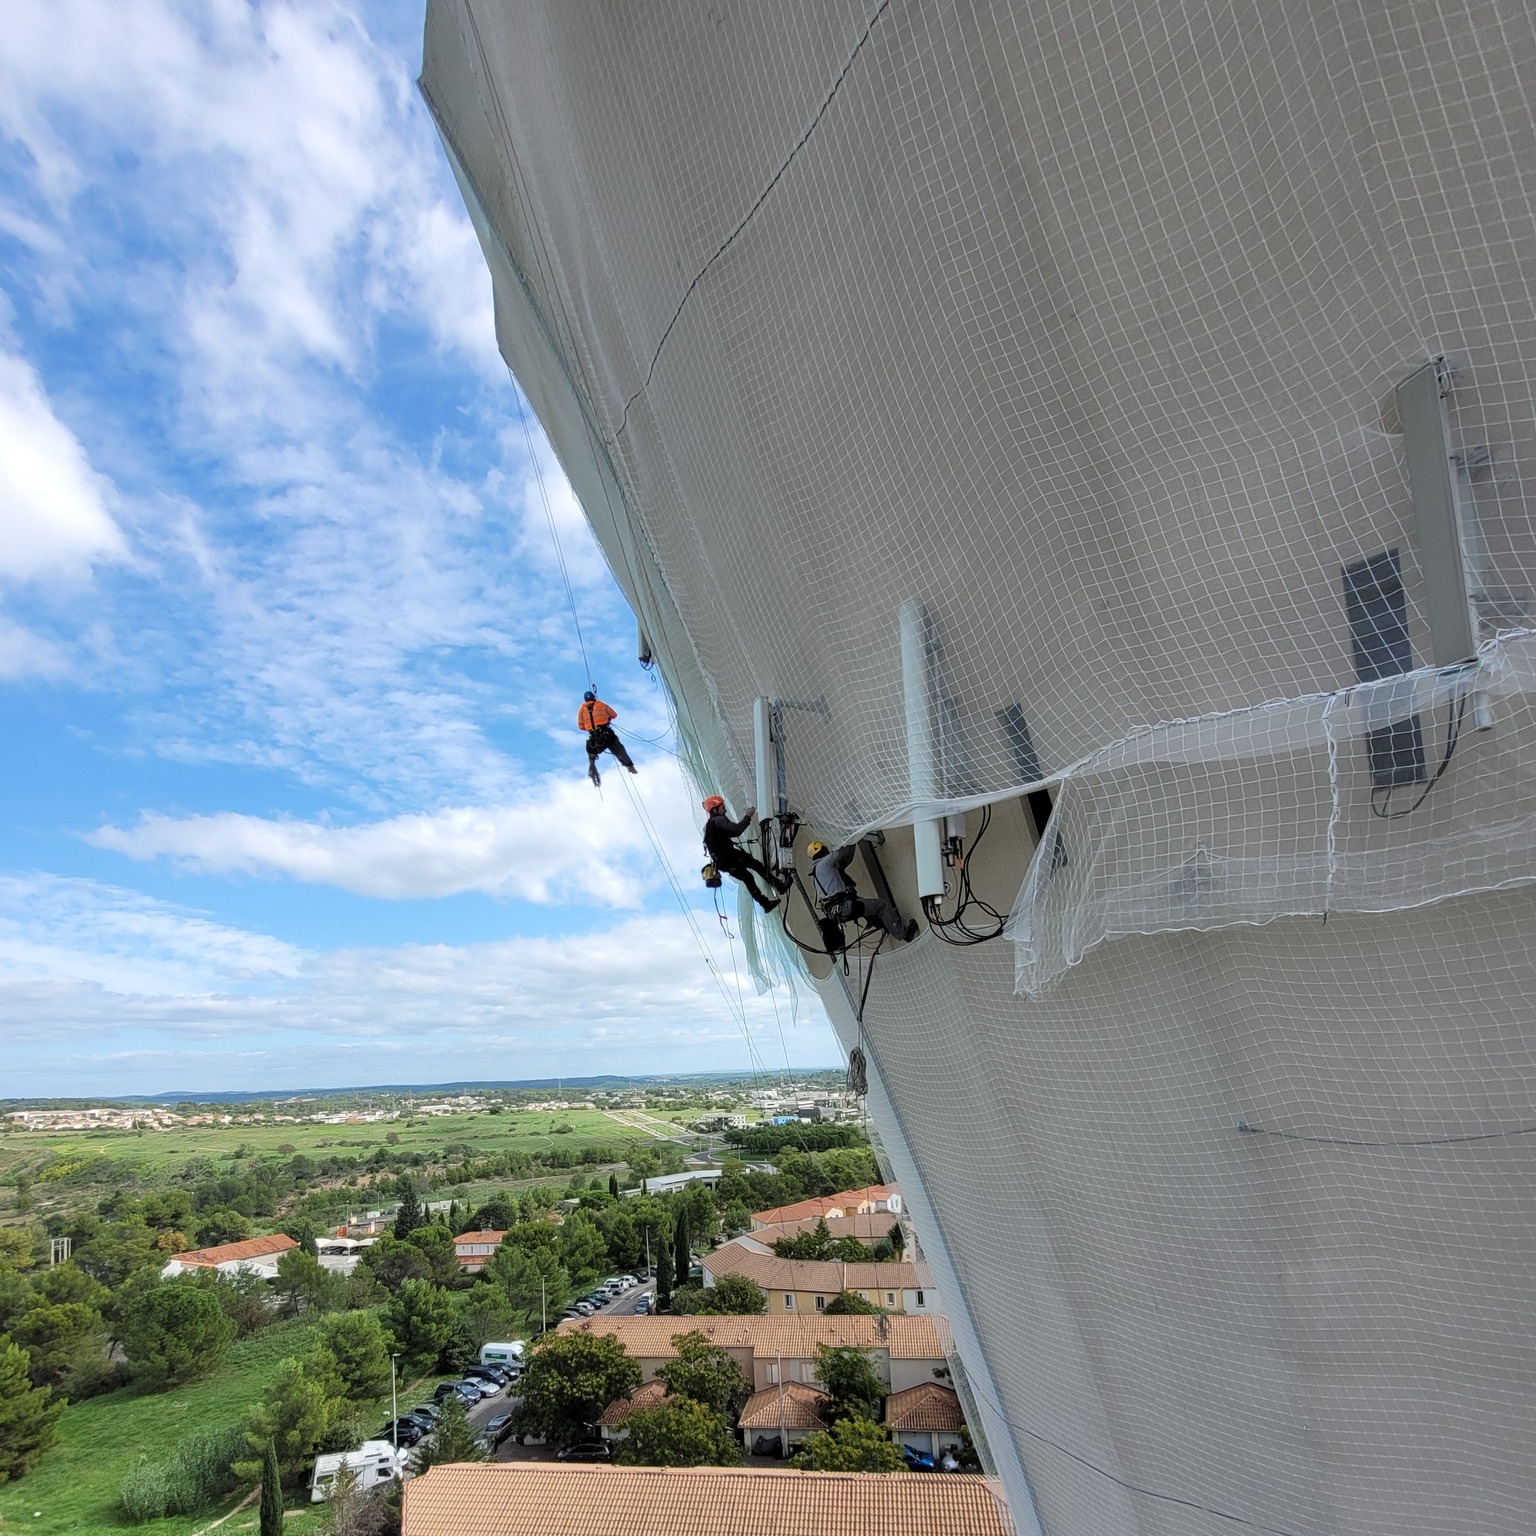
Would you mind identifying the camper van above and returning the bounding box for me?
[479,1340,525,1370]
[310,1442,401,1503]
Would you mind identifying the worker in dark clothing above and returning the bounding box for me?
[807,839,918,942]
[702,795,790,911]
[578,691,637,787]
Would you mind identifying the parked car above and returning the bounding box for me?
[556,1440,613,1462]
[484,1412,516,1445]
[902,1445,938,1472]
[311,1443,401,1503]
[473,1364,514,1385]
[462,1369,502,1394]
[434,1379,482,1405]
[634,1297,651,1314]
[618,1275,637,1288]
[377,1419,425,1448]
[573,1301,596,1316]
[406,1404,440,1426]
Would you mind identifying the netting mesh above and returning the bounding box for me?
[422,3,1536,1531]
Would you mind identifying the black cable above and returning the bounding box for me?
[924,804,1008,945]
[1370,676,1471,820]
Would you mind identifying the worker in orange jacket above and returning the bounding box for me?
[578,690,637,786]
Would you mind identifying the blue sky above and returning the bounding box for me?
[0,0,830,1097]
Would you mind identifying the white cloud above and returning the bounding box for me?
[0,875,827,1095]
[0,347,124,582]
[0,614,68,680]
[88,769,698,905]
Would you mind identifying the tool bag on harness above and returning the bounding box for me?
[701,862,723,890]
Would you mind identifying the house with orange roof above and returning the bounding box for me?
[595,1378,671,1441]
[737,1380,832,1457]
[400,1464,1015,1536]
[883,1382,966,1459]
[159,1232,298,1280]
[749,1185,900,1229]
[702,1237,934,1317]
[453,1230,507,1272]
[553,1312,950,1396]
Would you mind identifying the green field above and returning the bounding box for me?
[0,1316,447,1536]
[1,1108,657,1178]
[0,1110,679,1225]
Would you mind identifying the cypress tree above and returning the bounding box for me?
[657,1234,673,1312]
[674,1213,690,1289]
[393,1178,423,1239]
[608,1172,620,1200]
[259,1436,283,1536]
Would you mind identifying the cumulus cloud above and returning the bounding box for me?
[0,876,822,1096]
[0,347,124,583]
[88,766,700,904]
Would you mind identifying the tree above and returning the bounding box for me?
[274,1247,340,1315]
[259,1436,283,1536]
[656,1331,750,1420]
[615,1398,743,1467]
[238,1359,335,1485]
[316,1311,391,1403]
[608,1173,620,1200]
[30,1263,109,1312]
[358,1233,431,1293]
[469,1196,517,1233]
[595,1206,641,1273]
[824,1290,882,1315]
[515,1332,641,1446]
[814,1344,886,1423]
[673,1213,690,1290]
[485,1243,568,1330]
[10,1301,101,1388]
[393,1179,424,1240]
[121,1283,236,1387]
[384,1280,453,1373]
[195,1209,252,1248]
[0,1341,63,1483]
[402,1224,461,1289]
[558,1213,607,1289]
[656,1248,673,1312]
[692,1274,765,1315]
[792,1415,905,1472]
[406,1394,485,1474]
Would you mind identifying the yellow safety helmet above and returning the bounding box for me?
[806,840,828,860]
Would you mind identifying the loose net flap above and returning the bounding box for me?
[1009,633,1536,995]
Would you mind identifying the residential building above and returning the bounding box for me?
[400,1465,1014,1536]
[749,1186,900,1229]
[453,1230,506,1272]
[702,1238,933,1316]
[595,1378,670,1443]
[747,1212,905,1246]
[160,1232,297,1280]
[553,1313,950,1396]
[737,1381,830,1456]
[883,1383,966,1459]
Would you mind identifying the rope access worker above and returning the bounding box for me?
[807,840,918,943]
[578,691,637,787]
[702,796,790,911]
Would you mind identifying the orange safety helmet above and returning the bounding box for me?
[702,795,726,813]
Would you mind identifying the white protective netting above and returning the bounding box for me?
[422,3,1536,1531]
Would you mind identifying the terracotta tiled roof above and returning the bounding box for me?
[883,1383,964,1433]
[702,1239,926,1295]
[168,1233,298,1267]
[751,1186,893,1226]
[453,1230,507,1245]
[553,1312,949,1361]
[751,1213,902,1244]
[597,1379,671,1428]
[401,1465,1015,1536]
[737,1381,831,1430]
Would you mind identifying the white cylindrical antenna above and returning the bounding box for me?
[753,696,776,862]
[900,599,946,898]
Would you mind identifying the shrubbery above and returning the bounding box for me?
[119,1425,245,1521]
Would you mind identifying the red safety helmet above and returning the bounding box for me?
[702,795,725,813]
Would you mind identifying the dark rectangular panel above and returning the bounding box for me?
[1342,550,1425,785]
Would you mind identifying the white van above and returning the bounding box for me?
[310,1442,401,1503]
[479,1340,525,1369]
